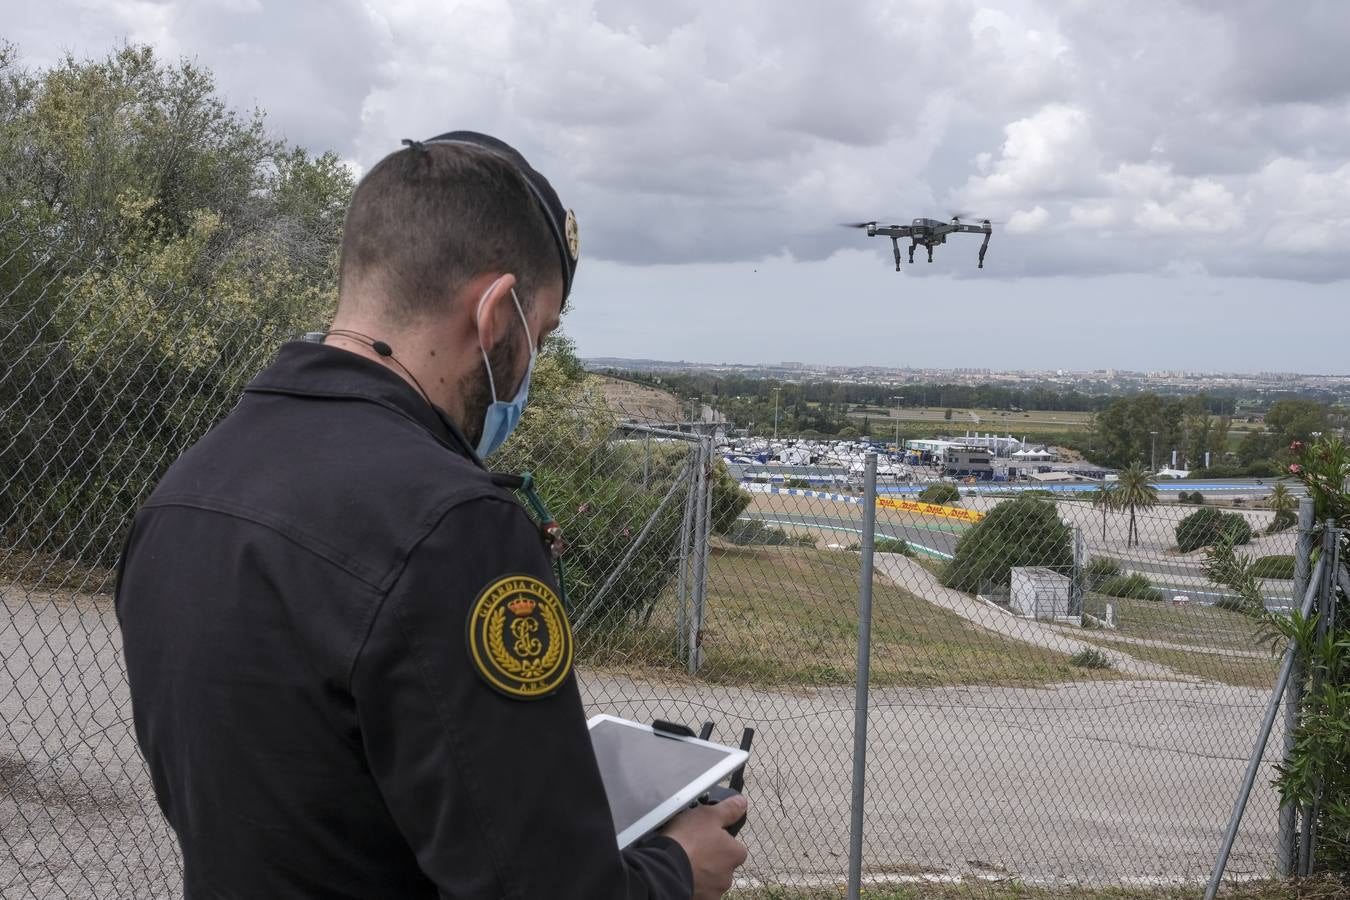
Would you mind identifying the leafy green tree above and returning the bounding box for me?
[1176,507,1253,552]
[1265,399,1328,445]
[1270,436,1348,872]
[941,497,1072,592]
[1210,416,1232,462]
[1181,397,1212,469]
[1114,463,1158,548]
[1089,394,1184,469]
[1238,430,1279,466]
[0,44,353,568]
[709,462,752,534]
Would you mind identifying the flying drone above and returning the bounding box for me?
[843,216,993,271]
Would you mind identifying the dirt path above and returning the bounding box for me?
[872,554,1191,680]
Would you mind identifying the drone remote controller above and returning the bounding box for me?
[653,719,754,837]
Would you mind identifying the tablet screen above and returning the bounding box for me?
[588,716,746,845]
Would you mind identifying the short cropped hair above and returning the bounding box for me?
[338,143,559,321]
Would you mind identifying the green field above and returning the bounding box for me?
[850,406,1097,432]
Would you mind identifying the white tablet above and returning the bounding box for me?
[587,714,749,848]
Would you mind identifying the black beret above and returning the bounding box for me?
[416,130,578,303]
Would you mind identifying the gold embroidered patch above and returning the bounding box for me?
[564,208,580,261]
[467,575,573,699]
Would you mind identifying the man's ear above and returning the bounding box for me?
[470,273,518,352]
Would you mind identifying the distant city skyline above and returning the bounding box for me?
[585,357,1345,381]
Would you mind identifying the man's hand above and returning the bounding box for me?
[660,795,749,899]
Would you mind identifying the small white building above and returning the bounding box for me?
[1010,567,1072,619]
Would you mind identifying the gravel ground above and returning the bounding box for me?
[579,672,1282,887]
[3,582,1283,896]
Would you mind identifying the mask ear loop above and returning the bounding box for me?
[477,278,537,401]
[475,277,506,403]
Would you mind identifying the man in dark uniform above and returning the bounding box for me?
[115,132,747,898]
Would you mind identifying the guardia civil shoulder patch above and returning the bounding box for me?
[467,574,573,700]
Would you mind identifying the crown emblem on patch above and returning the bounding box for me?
[507,596,537,616]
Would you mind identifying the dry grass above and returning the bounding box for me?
[1077,634,1280,689]
[592,374,684,421]
[1081,594,1268,652]
[0,546,116,596]
[586,545,1123,689]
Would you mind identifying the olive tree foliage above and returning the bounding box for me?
[941,497,1073,593]
[0,43,354,569]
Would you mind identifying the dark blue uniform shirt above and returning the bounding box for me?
[115,341,693,899]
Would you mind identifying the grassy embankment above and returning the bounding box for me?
[1074,594,1280,689]
[583,544,1121,689]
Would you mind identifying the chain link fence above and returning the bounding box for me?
[1,213,1312,896]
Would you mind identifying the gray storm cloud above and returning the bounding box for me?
[9,0,1349,282]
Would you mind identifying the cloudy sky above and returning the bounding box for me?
[9,0,1349,374]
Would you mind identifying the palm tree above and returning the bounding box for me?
[1266,482,1296,532]
[1092,482,1119,542]
[1115,463,1158,548]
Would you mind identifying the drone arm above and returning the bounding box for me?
[871,225,912,238]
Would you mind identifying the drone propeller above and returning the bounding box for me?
[950,211,1003,225]
[840,221,876,229]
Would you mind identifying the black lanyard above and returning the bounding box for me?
[490,471,569,612]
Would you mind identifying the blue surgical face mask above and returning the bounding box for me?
[475,282,537,458]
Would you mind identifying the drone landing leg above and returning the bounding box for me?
[890,237,902,272]
[927,246,933,263]
[978,231,990,268]
[907,241,916,264]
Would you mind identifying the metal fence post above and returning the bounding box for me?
[700,434,714,633]
[687,438,709,675]
[1204,554,1326,900]
[847,453,878,900]
[1297,519,1339,876]
[1277,496,1316,875]
[676,448,696,664]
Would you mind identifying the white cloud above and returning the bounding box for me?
[959,104,1096,204]
[5,0,1350,287]
[1069,203,1116,228]
[1134,179,1244,235]
[1006,205,1050,234]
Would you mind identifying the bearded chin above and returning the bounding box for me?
[460,337,521,450]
